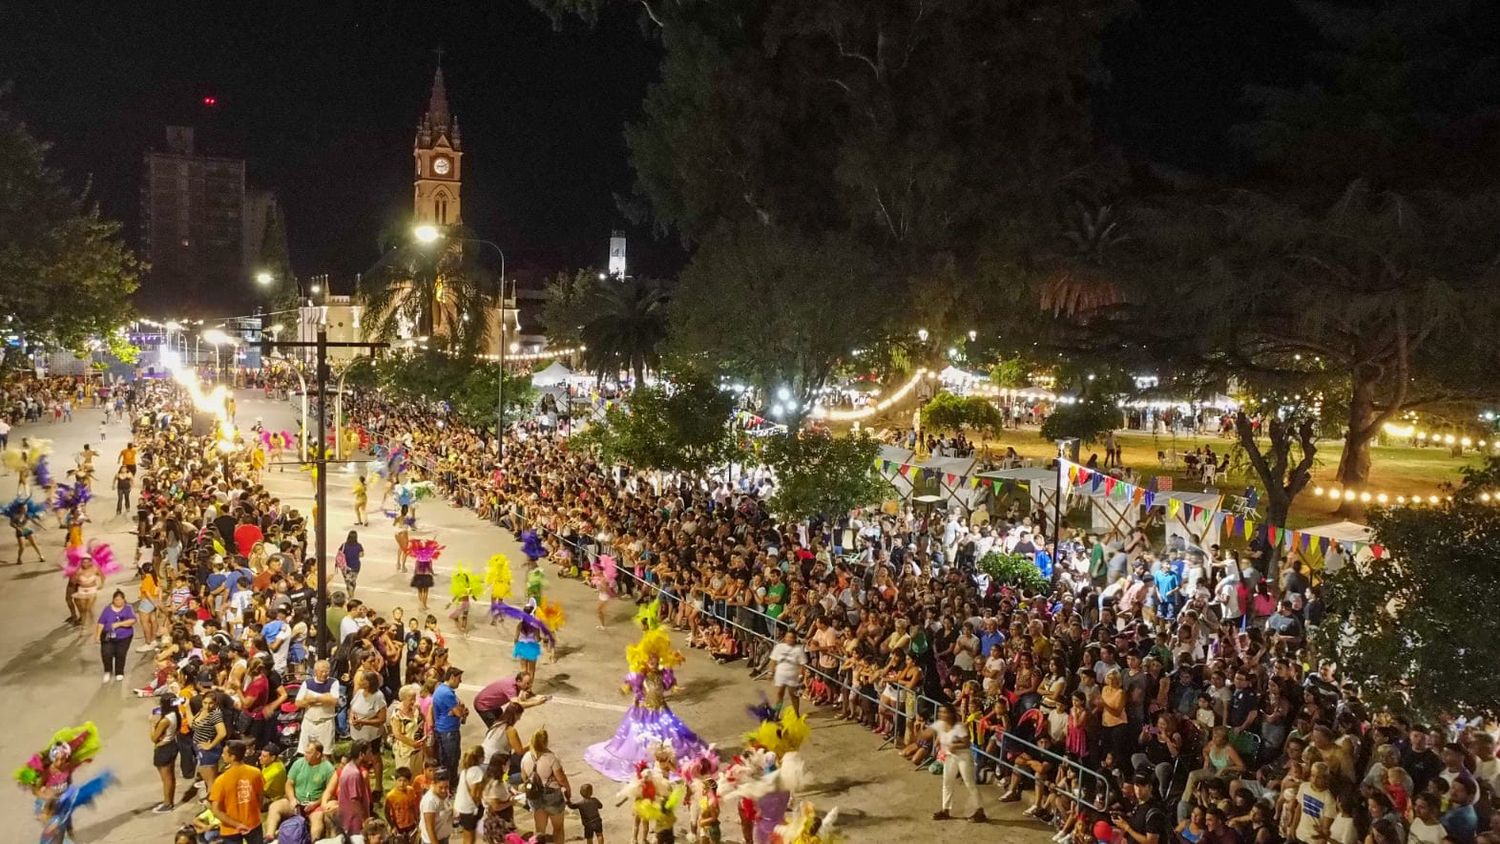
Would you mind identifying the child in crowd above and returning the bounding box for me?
[571,782,605,844]
[384,766,422,841]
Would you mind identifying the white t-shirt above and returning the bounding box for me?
[419,788,454,843]
[769,642,806,687]
[1408,817,1446,844]
[1294,782,1334,844]
[348,689,387,742]
[296,678,341,724]
[453,764,485,815]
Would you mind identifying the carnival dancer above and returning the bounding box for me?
[774,803,844,844]
[37,769,115,844]
[492,599,556,681]
[14,721,102,842]
[5,495,46,564]
[485,553,515,627]
[593,554,618,630]
[722,701,811,844]
[54,482,90,546]
[520,529,547,569]
[536,599,566,664]
[408,539,443,611]
[617,746,687,844]
[448,561,484,636]
[585,604,709,781]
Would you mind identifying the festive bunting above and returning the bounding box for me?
[1168,498,1182,519]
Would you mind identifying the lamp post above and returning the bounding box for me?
[201,328,235,381]
[413,224,510,456]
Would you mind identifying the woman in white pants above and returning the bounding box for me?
[928,704,987,823]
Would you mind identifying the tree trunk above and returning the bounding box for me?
[1335,377,1377,516]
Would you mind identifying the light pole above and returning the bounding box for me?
[413,224,510,455]
[202,328,235,381]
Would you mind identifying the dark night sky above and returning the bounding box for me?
[0,1,670,307]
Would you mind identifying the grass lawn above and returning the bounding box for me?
[884,424,1489,528]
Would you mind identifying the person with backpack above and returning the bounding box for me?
[264,740,335,842]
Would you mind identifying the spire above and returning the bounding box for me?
[426,63,451,129]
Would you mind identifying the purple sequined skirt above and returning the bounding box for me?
[584,705,709,781]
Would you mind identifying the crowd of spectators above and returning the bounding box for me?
[347,388,1500,844]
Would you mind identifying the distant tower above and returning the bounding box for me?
[413,62,462,226]
[608,230,627,278]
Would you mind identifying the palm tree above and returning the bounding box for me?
[580,276,668,387]
[359,227,495,357]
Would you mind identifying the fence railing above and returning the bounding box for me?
[378,431,1113,812]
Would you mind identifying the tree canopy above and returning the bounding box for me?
[573,367,743,475]
[762,429,885,523]
[0,104,139,370]
[1317,457,1500,719]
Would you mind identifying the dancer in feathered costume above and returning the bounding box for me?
[52,484,91,549]
[617,746,688,844]
[677,744,721,843]
[585,604,709,781]
[485,553,515,624]
[392,482,416,527]
[491,599,556,679]
[5,496,46,564]
[774,803,843,844]
[447,561,485,635]
[526,567,545,603]
[63,541,119,579]
[721,699,811,844]
[593,554,618,629]
[38,770,116,844]
[408,538,443,611]
[4,439,53,495]
[520,529,547,565]
[720,751,806,844]
[536,598,566,663]
[14,721,102,840]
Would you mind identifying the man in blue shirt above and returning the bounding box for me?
[1151,559,1181,621]
[1442,776,1479,844]
[431,666,467,787]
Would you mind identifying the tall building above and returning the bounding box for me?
[413,67,462,226]
[139,126,247,314]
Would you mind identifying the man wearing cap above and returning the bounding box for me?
[432,667,468,787]
[1114,772,1169,844]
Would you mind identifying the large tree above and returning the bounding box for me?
[1316,457,1500,719]
[1038,184,1500,518]
[580,275,669,386]
[531,0,1126,415]
[763,429,885,523]
[0,104,139,371]
[359,226,497,358]
[671,221,896,426]
[540,269,607,348]
[574,367,743,475]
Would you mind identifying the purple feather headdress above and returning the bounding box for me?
[489,600,556,645]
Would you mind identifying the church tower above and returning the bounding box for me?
[413,63,461,226]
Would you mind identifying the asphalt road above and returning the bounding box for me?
[0,391,1053,842]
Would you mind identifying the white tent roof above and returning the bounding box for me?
[938,365,984,383]
[531,360,574,387]
[1300,520,1373,543]
[977,467,1057,488]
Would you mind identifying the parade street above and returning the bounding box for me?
[0,393,1047,842]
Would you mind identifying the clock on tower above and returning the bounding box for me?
[413,65,462,226]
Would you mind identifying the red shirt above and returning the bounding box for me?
[234,523,265,558]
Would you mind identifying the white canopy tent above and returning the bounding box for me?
[531,361,575,388]
[1299,520,1375,572]
[1155,490,1226,548]
[878,445,987,513]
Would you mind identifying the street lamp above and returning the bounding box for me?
[201,328,235,379]
[411,224,511,455]
[255,270,274,286]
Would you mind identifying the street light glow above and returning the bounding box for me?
[413,224,443,244]
[201,328,235,346]
[255,270,274,285]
